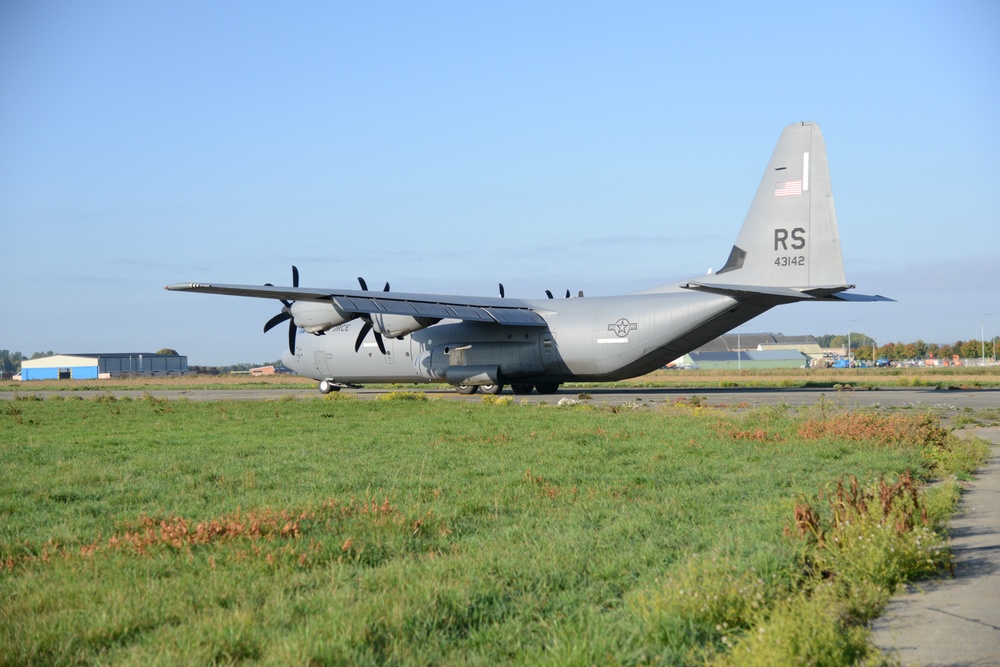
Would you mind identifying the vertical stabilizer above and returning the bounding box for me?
[707,122,846,289]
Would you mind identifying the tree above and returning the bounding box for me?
[848,332,873,351]
[959,339,981,360]
[157,348,180,356]
[0,350,24,375]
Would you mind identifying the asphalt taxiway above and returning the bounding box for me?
[870,427,1000,666]
[3,385,998,413]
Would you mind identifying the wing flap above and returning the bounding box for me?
[485,308,547,325]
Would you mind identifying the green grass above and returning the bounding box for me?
[0,396,990,665]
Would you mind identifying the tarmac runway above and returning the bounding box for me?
[3,385,999,413]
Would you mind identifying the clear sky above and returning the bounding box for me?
[2,1,998,365]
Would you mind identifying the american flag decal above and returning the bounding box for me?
[774,180,803,197]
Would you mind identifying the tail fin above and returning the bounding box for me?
[705,122,846,289]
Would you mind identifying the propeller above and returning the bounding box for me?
[499,283,505,298]
[263,265,300,354]
[354,277,388,355]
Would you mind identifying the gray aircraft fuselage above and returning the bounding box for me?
[286,287,757,387]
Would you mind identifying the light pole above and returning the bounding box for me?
[737,332,742,371]
[983,313,996,366]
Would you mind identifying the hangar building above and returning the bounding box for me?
[20,353,189,381]
[671,333,820,369]
[680,349,810,370]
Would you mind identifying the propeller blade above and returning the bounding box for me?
[357,277,368,291]
[263,310,291,333]
[264,282,292,307]
[566,290,571,299]
[545,290,553,299]
[383,282,390,292]
[355,321,373,352]
[263,266,302,353]
[374,331,387,355]
[499,283,505,298]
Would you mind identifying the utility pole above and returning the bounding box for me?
[982,313,995,367]
[737,332,741,371]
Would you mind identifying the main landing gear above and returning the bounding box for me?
[454,383,560,395]
[318,380,340,394]
[454,383,500,395]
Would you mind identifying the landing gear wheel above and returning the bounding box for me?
[318,380,339,394]
[454,384,478,395]
[534,382,560,394]
[479,383,504,395]
[511,383,535,395]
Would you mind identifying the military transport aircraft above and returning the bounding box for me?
[167,122,889,395]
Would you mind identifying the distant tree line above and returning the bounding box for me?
[1,350,55,377]
[189,361,285,375]
[817,334,999,362]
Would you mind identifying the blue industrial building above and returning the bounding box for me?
[19,353,189,380]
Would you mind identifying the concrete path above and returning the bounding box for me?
[870,426,1000,666]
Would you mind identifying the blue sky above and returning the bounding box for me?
[2,1,998,365]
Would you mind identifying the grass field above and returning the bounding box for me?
[0,393,991,665]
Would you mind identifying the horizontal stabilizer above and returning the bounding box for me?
[682,281,815,300]
[823,292,895,302]
[683,281,893,304]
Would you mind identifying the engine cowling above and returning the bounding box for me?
[370,313,439,338]
[290,301,351,334]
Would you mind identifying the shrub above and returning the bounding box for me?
[787,472,951,620]
[377,391,428,402]
[714,585,878,667]
[630,556,777,654]
[480,394,512,406]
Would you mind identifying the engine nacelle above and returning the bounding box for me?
[370,313,439,338]
[290,301,351,334]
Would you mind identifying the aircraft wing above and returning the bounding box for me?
[164,282,549,326]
